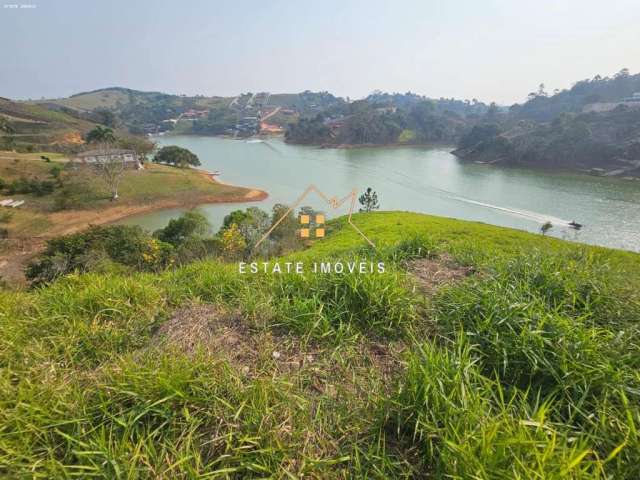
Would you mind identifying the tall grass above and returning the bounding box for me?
[1,212,639,477]
[390,340,607,478]
[387,248,640,477]
[266,267,422,342]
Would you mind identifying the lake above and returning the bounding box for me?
[120,135,640,252]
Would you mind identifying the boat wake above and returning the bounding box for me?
[450,196,573,226]
[358,164,573,227]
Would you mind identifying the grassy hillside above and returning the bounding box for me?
[0,154,259,238]
[34,88,345,135]
[46,87,231,112]
[0,98,97,150]
[1,212,639,478]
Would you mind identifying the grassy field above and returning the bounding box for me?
[0,212,639,478]
[0,98,98,149]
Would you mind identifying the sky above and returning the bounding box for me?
[2,0,640,104]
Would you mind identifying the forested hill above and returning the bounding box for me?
[512,69,640,122]
[285,94,491,146]
[452,69,640,175]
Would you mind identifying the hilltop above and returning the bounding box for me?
[1,211,639,477]
[33,87,344,136]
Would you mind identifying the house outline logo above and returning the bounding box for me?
[254,184,376,249]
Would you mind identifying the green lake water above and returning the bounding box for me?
[120,135,640,252]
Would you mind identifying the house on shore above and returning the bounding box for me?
[72,149,142,169]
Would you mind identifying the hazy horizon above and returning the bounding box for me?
[2,0,640,104]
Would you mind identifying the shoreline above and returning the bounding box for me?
[280,140,456,150]
[451,151,640,180]
[0,183,268,286]
[322,142,455,150]
[53,172,268,236]
[0,163,268,284]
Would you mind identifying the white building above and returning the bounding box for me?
[73,149,142,169]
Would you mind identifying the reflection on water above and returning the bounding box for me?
[119,136,640,252]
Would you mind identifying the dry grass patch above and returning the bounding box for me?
[152,303,257,366]
[152,303,408,397]
[406,253,475,295]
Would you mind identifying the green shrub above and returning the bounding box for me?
[26,225,174,286]
[6,177,56,196]
[153,210,210,246]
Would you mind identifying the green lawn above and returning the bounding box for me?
[1,212,639,478]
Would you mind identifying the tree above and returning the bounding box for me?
[269,203,298,241]
[615,68,630,79]
[118,136,156,163]
[537,83,548,97]
[221,207,270,249]
[153,210,210,246]
[540,221,553,236]
[92,143,126,201]
[2,135,16,151]
[486,102,499,119]
[0,117,15,134]
[153,146,201,168]
[221,223,246,259]
[459,124,501,149]
[86,125,116,144]
[358,187,380,212]
[92,108,118,128]
[49,165,62,178]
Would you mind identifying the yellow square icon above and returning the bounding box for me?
[315,228,325,238]
[300,228,310,238]
[315,214,325,224]
[300,214,310,224]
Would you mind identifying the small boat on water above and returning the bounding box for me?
[568,221,583,229]
[0,199,14,206]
